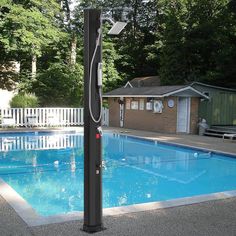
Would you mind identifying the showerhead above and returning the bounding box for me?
[107,21,127,35]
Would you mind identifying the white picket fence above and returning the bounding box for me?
[0,108,109,127]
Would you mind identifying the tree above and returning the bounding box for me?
[102,40,122,92]
[0,59,19,90]
[210,0,236,87]
[0,0,67,79]
[61,0,80,66]
[113,0,159,82]
[159,0,187,85]
[74,1,125,91]
[158,0,236,87]
[2,0,236,101]
[184,0,236,86]
[77,0,159,84]
[32,63,83,107]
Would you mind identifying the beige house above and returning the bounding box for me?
[0,61,19,108]
[104,76,209,134]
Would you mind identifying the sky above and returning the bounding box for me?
[70,0,78,11]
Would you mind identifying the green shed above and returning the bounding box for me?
[191,82,236,126]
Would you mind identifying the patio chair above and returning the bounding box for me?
[25,115,38,128]
[1,117,16,128]
[47,114,62,127]
[223,133,236,142]
[47,113,69,127]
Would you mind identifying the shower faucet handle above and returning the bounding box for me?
[97,126,103,136]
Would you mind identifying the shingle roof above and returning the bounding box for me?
[191,82,236,92]
[104,85,188,97]
[128,76,161,87]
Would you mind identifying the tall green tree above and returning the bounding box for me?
[102,39,122,92]
[159,0,187,85]
[2,0,236,106]
[60,0,82,66]
[0,0,67,79]
[77,0,159,83]
[113,0,159,81]
[74,0,124,90]
[184,0,228,83]
[159,0,236,87]
[208,0,236,87]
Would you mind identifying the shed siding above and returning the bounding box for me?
[193,84,236,125]
[212,92,236,125]
[199,99,213,125]
[108,97,199,134]
[124,97,177,133]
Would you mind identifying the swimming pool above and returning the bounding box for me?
[0,131,236,218]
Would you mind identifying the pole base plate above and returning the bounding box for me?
[82,224,105,234]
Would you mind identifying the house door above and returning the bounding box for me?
[177,97,190,133]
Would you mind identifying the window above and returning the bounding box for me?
[146,102,153,110]
[139,99,144,110]
[131,101,139,110]
[126,99,131,110]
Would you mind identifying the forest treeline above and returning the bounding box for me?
[0,0,236,106]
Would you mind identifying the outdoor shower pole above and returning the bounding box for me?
[83,9,104,233]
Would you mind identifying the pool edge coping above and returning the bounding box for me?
[111,132,236,157]
[1,177,236,227]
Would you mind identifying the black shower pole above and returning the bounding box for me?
[83,9,104,233]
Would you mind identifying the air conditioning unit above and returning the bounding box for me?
[146,102,153,110]
[153,100,163,113]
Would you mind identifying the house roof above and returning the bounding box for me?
[125,76,161,88]
[191,82,236,92]
[104,85,209,99]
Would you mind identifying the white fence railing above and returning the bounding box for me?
[0,107,109,127]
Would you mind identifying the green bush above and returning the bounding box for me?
[10,93,39,108]
[32,63,84,107]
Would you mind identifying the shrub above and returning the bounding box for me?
[10,93,39,108]
[32,63,84,107]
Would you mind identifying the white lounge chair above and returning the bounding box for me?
[47,113,69,127]
[26,115,38,128]
[223,133,236,141]
[1,117,16,128]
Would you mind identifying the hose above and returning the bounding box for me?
[88,28,102,123]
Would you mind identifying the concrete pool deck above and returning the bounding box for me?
[1,195,236,236]
[0,127,236,235]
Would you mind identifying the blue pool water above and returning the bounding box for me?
[0,132,236,216]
